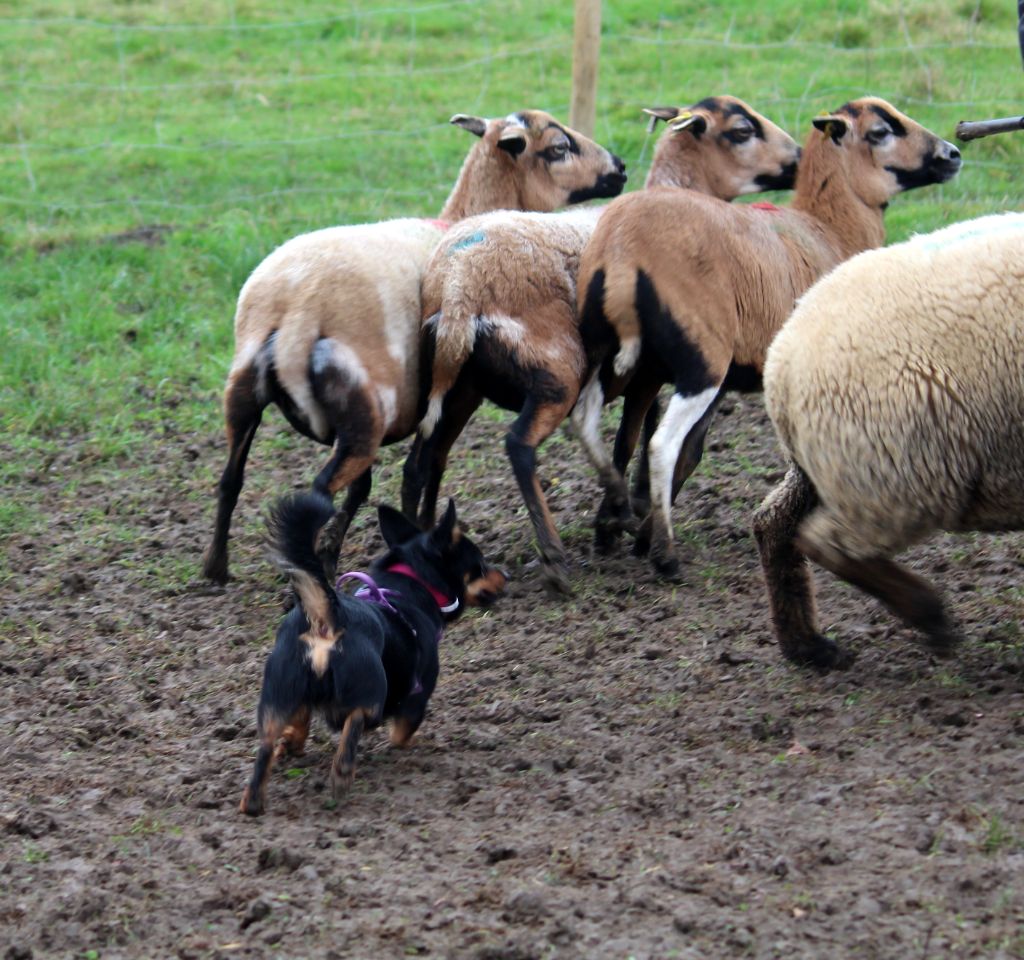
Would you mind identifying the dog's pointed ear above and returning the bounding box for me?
[431,499,458,546]
[378,505,422,547]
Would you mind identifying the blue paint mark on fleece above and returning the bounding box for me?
[449,230,486,254]
[917,213,1024,252]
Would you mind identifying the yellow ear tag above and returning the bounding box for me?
[668,111,697,133]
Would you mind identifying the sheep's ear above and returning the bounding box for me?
[812,113,849,144]
[496,121,529,157]
[642,106,681,133]
[667,111,708,137]
[378,505,423,547]
[450,114,488,137]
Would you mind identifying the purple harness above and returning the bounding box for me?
[337,571,441,697]
[337,571,401,612]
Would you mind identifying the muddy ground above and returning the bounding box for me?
[2,393,1023,960]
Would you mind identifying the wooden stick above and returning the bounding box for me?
[955,116,1024,142]
[570,0,601,138]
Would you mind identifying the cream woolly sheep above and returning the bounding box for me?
[401,96,801,593]
[202,111,626,584]
[574,97,962,581]
[754,211,1024,667]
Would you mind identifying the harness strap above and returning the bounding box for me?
[336,570,446,699]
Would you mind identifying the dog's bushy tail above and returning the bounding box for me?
[267,492,343,647]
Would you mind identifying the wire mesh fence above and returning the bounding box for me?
[1,0,1021,235]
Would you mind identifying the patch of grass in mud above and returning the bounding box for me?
[22,843,49,864]
[980,811,1021,855]
[118,551,199,593]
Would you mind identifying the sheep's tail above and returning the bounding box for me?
[578,259,642,380]
[419,303,476,439]
[267,492,345,665]
[602,260,643,377]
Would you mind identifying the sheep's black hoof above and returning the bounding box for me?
[542,561,573,597]
[632,532,651,557]
[617,513,639,535]
[652,553,683,583]
[202,547,229,586]
[593,522,623,555]
[629,496,651,519]
[632,514,654,557]
[781,633,851,671]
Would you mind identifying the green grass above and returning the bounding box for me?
[1,0,1022,534]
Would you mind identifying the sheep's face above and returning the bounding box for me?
[481,110,627,209]
[644,96,801,199]
[811,97,961,207]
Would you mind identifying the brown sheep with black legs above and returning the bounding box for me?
[202,111,625,584]
[755,212,1024,668]
[402,96,800,593]
[574,97,961,581]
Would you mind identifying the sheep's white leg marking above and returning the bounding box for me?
[571,373,611,475]
[648,387,720,543]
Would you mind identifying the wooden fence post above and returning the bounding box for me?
[570,0,601,137]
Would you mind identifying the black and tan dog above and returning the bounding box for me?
[240,492,507,815]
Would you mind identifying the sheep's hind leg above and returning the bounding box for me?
[400,434,427,521]
[506,394,576,596]
[645,385,721,580]
[594,376,660,554]
[407,384,483,529]
[627,391,662,522]
[796,527,961,656]
[312,444,378,581]
[634,389,721,558]
[573,373,633,536]
[203,365,265,584]
[753,465,840,669]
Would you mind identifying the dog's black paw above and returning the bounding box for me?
[330,766,355,798]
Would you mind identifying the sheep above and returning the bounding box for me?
[753,211,1024,668]
[400,96,801,594]
[202,110,626,584]
[573,96,962,581]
